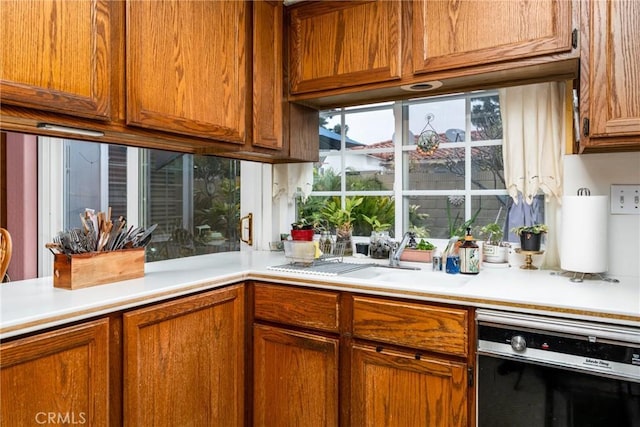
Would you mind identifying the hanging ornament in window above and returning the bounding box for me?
[416,113,440,156]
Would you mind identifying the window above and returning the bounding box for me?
[41,138,241,268]
[300,90,544,241]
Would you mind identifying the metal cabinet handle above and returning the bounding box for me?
[239,213,253,246]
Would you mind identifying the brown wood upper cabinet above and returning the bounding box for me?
[0,0,115,120]
[286,0,578,106]
[411,0,575,74]
[126,1,249,144]
[579,0,640,150]
[253,0,284,151]
[288,1,402,94]
[0,0,315,161]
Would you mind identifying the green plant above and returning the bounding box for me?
[511,224,548,235]
[447,202,481,240]
[193,173,240,245]
[296,170,394,237]
[480,223,504,245]
[415,239,435,251]
[353,196,394,236]
[321,197,364,234]
[408,205,430,236]
[407,224,430,239]
[361,214,391,232]
[291,218,313,230]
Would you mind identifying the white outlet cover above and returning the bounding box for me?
[610,184,640,214]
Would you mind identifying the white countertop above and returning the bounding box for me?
[1,251,639,340]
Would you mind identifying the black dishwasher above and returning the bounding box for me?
[476,309,640,427]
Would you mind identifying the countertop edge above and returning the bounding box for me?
[248,273,640,326]
[0,273,248,340]
[1,251,638,340]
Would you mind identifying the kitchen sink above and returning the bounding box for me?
[340,263,472,287]
[267,257,473,288]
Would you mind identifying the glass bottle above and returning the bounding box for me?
[319,231,334,256]
[459,227,480,275]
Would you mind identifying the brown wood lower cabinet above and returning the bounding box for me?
[123,285,245,427]
[350,344,468,427]
[0,318,110,426]
[253,324,339,427]
[1,281,473,426]
[252,282,474,426]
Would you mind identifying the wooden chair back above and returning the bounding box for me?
[0,228,12,282]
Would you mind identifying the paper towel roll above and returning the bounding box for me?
[560,195,608,273]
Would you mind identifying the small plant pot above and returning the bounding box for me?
[336,229,353,256]
[355,242,370,256]
[400,249,434,263]
[482,244,509,263]
[291,229,314,241]
[519,232,542,251]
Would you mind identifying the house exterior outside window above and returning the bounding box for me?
[40,138,241,273]
[299,90,543,241]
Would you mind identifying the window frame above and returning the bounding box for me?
[313,89,509,240]
[38,137,250,277]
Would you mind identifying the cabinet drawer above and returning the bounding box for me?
[352,296,468,357]
[254,284,340,333]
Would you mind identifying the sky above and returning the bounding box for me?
[323,99,467,145]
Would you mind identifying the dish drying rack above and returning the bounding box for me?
[283,240,347,266]
[270,241,372,276]
[319,240,347,262]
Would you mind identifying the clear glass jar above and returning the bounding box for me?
[318,231,334,256]
[369,230,391,259]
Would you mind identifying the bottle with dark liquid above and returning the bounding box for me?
[459,227,479,275]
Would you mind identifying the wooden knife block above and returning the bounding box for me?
[53,248,145,290]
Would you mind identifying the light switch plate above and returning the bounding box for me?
[610,184,640,214]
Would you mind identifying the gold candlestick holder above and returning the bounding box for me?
[515,248,544,270]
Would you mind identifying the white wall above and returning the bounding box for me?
[563,152,640,278]
[320,152,384,174]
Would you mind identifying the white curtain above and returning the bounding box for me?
[272,163,314,202]
[500,81,565,268]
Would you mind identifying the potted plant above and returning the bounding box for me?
[400,238,436,263]
[446,203,480,253]
[321,197,363,256]
[362,214,392,259]
[290,218,314,241]
[511,224,548,251]
[480,222,509,263]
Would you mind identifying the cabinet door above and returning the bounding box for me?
[126,1,248,143]
[123,285,245,427]
[411,0,575,74]
[0,0,114,120]
[580,0,640,147]
[0,318,110,426]
[351,344,468,427]
[288,1,402,94]
[253,324,339,427]
[253,0,284,151]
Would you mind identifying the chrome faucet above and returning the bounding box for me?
[389,231,416,268]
